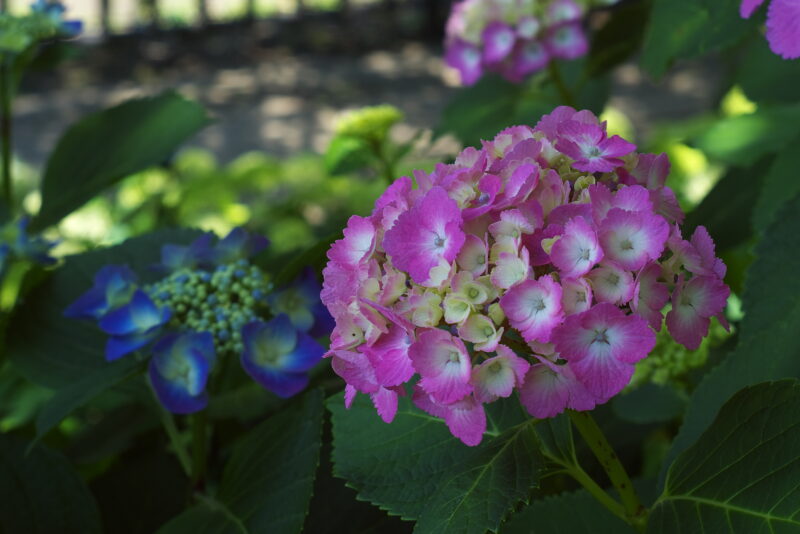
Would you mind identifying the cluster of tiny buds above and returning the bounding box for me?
[147,259,273,356]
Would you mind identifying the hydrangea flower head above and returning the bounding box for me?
[323,106,729,445]
[444,0,616,85]
[66,228,329,414]
[740,0,800,59]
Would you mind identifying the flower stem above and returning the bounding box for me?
[567,410,648,532]
[190,411,209,491]
[563,464,628,522]
[159,409,192,477]
[547,60,577,108]
[1,57,14,215]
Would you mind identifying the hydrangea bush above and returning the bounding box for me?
[323,106,729,445]
[65,228,329,413]
[444,0,617,84]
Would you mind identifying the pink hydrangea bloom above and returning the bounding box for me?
[740,0,800,59]
[443,0,607,85]
[323,106,729,446]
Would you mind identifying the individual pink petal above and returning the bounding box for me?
[518,358,595,418]
[613,185,653,213]
[500,275,564,343]
[457,234,489,276]
[650,187,685,225]
[371,387,399,423]
[561,277,593,315]
[599,208,669,271]
[330,350,379,394]
[344,384,357,408]
[632,263,669,331]
[740,0,765,17]
[490,250,530,289]
[328,215,376,267]
[690,226,727,279]
[666,276,729,349]
[443,395,487,446]
[383,186,465,286]
[524,223,563,266]
[766,0,800,59]
[551,216,603,278]
[587,262,635,305]
[362,325,414,387]
[409,328,473,404]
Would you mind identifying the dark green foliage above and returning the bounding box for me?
[612,384,687,425]
[0,434,102,534]
[649,380,800,532]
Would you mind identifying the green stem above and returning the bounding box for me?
[1,56,13,214]
[547,60,577,108]
[160,410,192,477]
[567,410,648,532]
[563,465,628,522]
[190,411,209,490]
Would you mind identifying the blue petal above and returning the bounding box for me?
[105,328,161,361]
[152,332,215,395]
[159,234,214,272]
[240,358,310,398]
[241,316,298,363]
[212,228,269,264]
[61,20,83,36]
[148,358,207,414]
[99,290,170,335]
[280,332,324,373]
[65,265,138,320]
[309,302,335,338]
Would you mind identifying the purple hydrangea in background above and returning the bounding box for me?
[740,0,800,59]
[444,0,615,85]
[66,228,330,413]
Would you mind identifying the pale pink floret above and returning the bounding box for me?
[518,357,595,418]
[327,215,376,267]
[458,314,504,352]
[383,186,466,286]
[456,234,489,276]
[556,121,636,173]
[550,216,603,278]
[552,303,656,401]
[413,386,486,446]
[587,262,635,305]
[500,275,564,343]
[491,248,530,289]
[599,208,669,271]
[409,328,473,404]
[361,325,414,388]
[613,185,654,214]
[561,277,593,315]
[689,226,727,279]
[666,275,730,350]
[534,106,599,139]
[632,263,670,331]
[471,345,530,403]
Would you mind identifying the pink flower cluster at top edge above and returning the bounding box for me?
[322,106,730,446]
[444,0,597,85]
[740,0,800,59]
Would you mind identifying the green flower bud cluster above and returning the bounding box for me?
[0,12,61,53]
[334,104,404,143]
[146,259,273,357]
[629,317,731,389]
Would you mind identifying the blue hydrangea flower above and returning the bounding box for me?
[148,332,215,414]
[30,0,83,36]
[268,268,334,337]
[241,314,324,398]
[99,290,171,361]
[211,228,269,265]
[64,265,138,320]
[158,234,214,273]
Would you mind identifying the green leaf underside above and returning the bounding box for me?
[33,91,210,230]
[329,393,545,534]
[0,435,102,534]
[661,193,800,483]
[7,229,203,388]
[649,380,800,533]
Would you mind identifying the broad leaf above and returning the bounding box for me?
[216,389,324,533]
[588,0,650,76]
[35,356,143,440]
[0,434,102,534]
[752,144,800,233]
[329,393,544,534]
[692,104,800,166]
[682,160,766,252]
[661,193,800,485]
[737,36,800,104]
[649,380,800,533]
[325,136,373,175]
[7,229,203,388]
[157,504,246,534]
[33,91,210,230]
[500,489,637,534]
[640,0,753,78]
